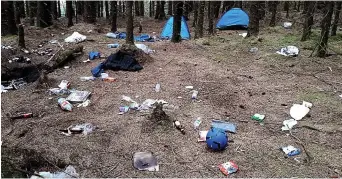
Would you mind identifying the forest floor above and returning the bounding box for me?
[1,14,342,178]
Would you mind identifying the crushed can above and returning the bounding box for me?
[58,98,73,111]
[218,161,239,176]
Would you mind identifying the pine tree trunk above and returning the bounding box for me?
[37,1,52,28]
[195,1,204,39]
[171,1,183,43]
[149,1,152,17]
[192,2,198,27]
[18,24,25,49]
[111,1,117,32]
[101,1,104,17]
[297,1,301,11]
[259,1,266,20]
[184,3,189,20]
[123,1,125,14]
[19,1,25,18]
[14,2,21,24]
[159,1,166,20]
[155,1,160,19]
[25,1,29,18]
[168,1,172,15]
[51,1,57,20]
[247,1,260,37]
[126,1,134,45]
[57,0,61,17]
[29,1,36,26]
[213,1,221,18]
[269,1,278,27]
[208,1,214,35]
[331,2,341,36]
[316,1,334,58]
[284,1,289,18]
[134,1,139,16]
[66,1,73,27]
[7,1,18,35]
[84,1,96,23]
[234,1,242,8]
[105,1,109,19]
[301,2,315,41]
[96,2,100,18]
[139,1,144,16]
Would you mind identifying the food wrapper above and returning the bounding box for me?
[198,131,208,142]
[218,161,238,175]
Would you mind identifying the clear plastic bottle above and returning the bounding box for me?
[80,76,96,81]
[155,83,161,92]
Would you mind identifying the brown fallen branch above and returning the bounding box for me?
[43,45,83,72]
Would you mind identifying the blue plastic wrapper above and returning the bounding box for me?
[211,120,237,133]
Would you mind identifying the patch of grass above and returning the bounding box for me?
[1,35,17,41]
[297,91,342,111]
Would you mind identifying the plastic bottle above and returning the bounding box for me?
[155,83,161,92]
[193,117,202,130]
[107,44,120,48]
[58,98,73,111]
[192,90,198,99]
[80,76,96,81]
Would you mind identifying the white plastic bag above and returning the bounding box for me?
[281,119,298,131]
[290,104,310,120]
[64,32,87,43]
[30,165,79,179]
[283,22,292,29]
[276,46,299,57]
[135,44,154,54]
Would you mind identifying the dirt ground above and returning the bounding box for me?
[1,13,342,178]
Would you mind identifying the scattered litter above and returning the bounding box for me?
[135,43,154,54]
[100,73,109,79]
[133,152,159,171]
[218,161,239,175]
[198,130,208,142]
[1,85,8,93]
[192,90,198,99]
[83,59,91,63]
[281,119,298,131]
[177,96,182,99]
[30,165,79,179]
[239,32,247,38]
[66,90,91,103]
[283,22,293,29]
[60,123,96,136]
[276,46,299,57]
[49,88,70,95]
[173,120,185,134]
[290,101,312,120]
[119,106,130,114]
[64,32,87,43]
[140,99,157,110]
[10,113,33,120]
[106,32,126,39]
[185,86,194,89]
[87,30,93,33]
[122,95,136,103]
[251,113,265,122]
[58,80,70,90]
[211,120,237,133]
[339,94,342,98]
[102,77,116,82]
[206,128,228,151]
[64,66,70,69]
[58,98,73,111]
[1,45,14,50]
[194,117,202,129]
[89,51,101,60]
[155,83,161,92]
[249,47,258,53]
[10,56,31,64]
[80,76,96,81]
[107,43,120,48]
[281,145,301,157]
[49,39,58,44]
[21,49,30,54]
[77,100,91,107]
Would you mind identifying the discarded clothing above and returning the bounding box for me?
[134,34,155,42]
[89,51,100,60]
[102,51,143,71]
[64,32,86,43]
[91,63,105,77]
[135,44,154,54]
[106,32,126,39]
[276,46,299,57]
[211,120,237,133]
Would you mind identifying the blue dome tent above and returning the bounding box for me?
[160,16,190,40]
[216,8,249,30]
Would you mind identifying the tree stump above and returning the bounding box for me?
[18,24,25,49]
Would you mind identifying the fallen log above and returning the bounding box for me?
[43,45,83,72]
